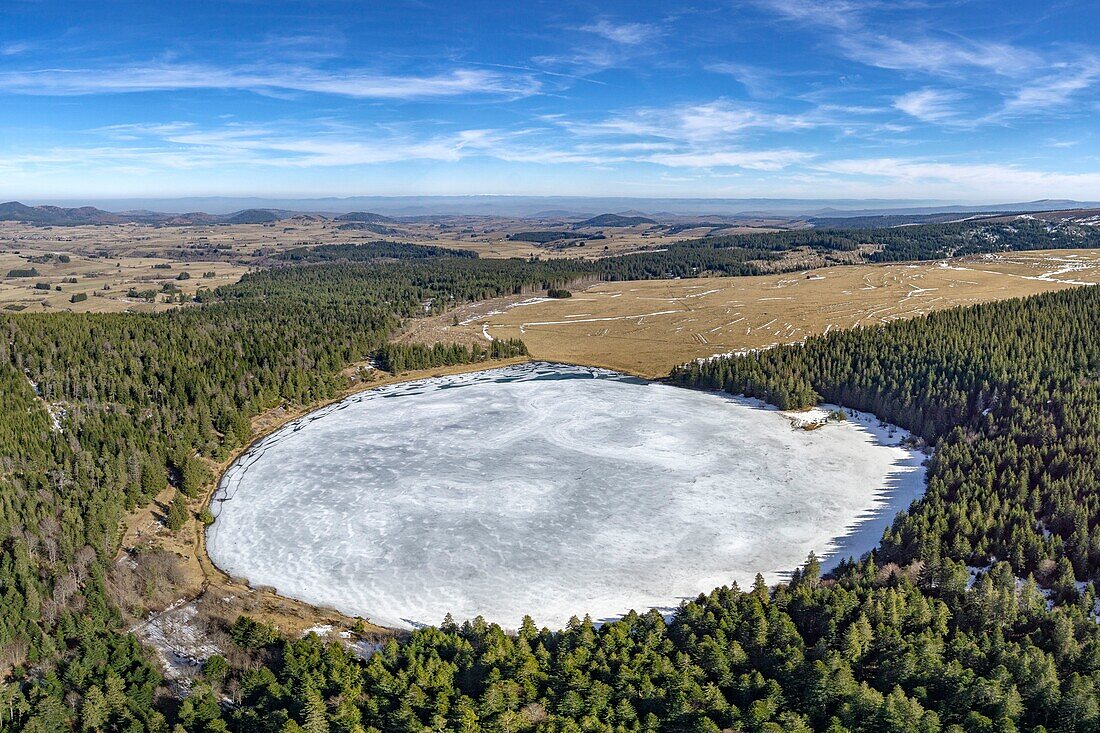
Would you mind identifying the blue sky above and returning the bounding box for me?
[1,0,1099,201]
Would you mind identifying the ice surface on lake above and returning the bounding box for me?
[208,362,925,630]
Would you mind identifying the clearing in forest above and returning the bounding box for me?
[423,249,1100,377]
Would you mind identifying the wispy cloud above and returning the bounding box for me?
[495,101,826,170]
[757,0,1038,77]
[536,16,664,72]
[0,42,31,56]
[0,124,503,173]
[815,157,1100,198]
[893,89,965,124]
[646,149,814,170]
[753,0,1099,125]
[556,100,820,143]
[755,0,867,32]
[706,62,783,98]
[1001,58,1100,115]
[553,97,904,150]
[579,19,660,45]
[0,63,540,99]
[841,35,1037,79]
[2,108,825,177]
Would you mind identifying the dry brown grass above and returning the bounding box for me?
[419,249,1100,378]
[0,246,248,314]
[0,216,790,266]
[0,215,806,313]
[0,213,863,318]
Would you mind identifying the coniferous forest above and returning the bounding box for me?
[4,229,1100,731]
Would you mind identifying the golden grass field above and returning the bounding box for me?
[0,217,784,262]
[417,249,1100,378]
[0,217,796,313]
[0,248,249,313]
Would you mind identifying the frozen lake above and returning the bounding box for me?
[207,362,925,629]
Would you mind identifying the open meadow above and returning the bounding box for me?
[0,216,791,312]
[420,249,1100,377]
[0,246,249,313]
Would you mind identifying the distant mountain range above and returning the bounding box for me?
[0,201,301,226]
[14,196,1100,219]
[3,198,1100,226]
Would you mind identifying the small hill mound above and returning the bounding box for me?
[336,212,396,224]
[162,212,222,226]
[574,213,656,228]
[336,222,400,235]
[221,209,280,225]
[0,201,123,225]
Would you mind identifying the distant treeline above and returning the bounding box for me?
[691,218,1100,263]
[376,338,528,373]
[278,241,480,261]
[508,230,572,243]
[279,218,1100,281]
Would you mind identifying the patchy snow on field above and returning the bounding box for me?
[208,362,926,630]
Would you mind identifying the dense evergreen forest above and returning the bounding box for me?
[0,260,559,732]
[268,239,785,279]
[277,241,481,261]
[248,214,1100,283]
[202,284,1100,733]
[276,216,1100,277]
[695,217,1100,263]
[671,287,1100,593]
[3,226,1100,730]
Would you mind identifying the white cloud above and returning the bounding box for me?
[579,19,659,45]
[8,126,1100,199]
[0,42,31,56]
[753,0,1099,124]
[815,157,1100,198]
[706,62,779,98]
[557,100,823,143]
[646,149,814,170]
[0,122,511,173]
[755,0,867,31]
[893,89,964,124]
[0,64,539,99]
[2,108,822,177]
[532,48,621,72]
[1001,59,1100,115]
[841,35,1037,79]
[755,0,1037,77]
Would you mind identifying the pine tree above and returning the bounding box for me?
[166,492,189,531]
